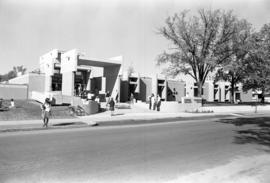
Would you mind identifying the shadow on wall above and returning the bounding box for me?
[217,117,270,151]
[167,87,176,101]
[139,80,147,102]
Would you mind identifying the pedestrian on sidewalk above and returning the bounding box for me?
[41,98,51,128]
[130,93,134,105]
[106,91,111,110]
[151,94,156,110]
[149,93,154,110]
[156,95,161,111]
[109,97,115,116]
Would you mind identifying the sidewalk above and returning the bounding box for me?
[0,103,269,132]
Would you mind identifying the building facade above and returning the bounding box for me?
[7,49,254,104]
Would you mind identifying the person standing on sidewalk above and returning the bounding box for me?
[105,91,111,110]
[149,93,154,110]
[109,97,115,116]
[156,95,162,111]
[151,94,156,110]
[41,98,51,128]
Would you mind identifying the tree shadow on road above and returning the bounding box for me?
[218,117,270,150]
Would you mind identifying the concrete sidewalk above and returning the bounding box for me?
[0,111,222,131]
[0,102,269,132]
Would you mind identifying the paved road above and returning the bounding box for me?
[0,117,267,183]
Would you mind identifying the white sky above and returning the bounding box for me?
[0,0,270,75]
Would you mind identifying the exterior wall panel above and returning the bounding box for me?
[167,80,185,102]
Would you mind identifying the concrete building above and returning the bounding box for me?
[181,73,253,103]
[7,49,253,105]
[119,72,186,103]
[9,49,122,104]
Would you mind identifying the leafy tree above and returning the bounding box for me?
[243,24,270,103]
[12,65,27,76]
[215,19,253,103]
[157,9,237,97]
[127,65,135,77]
[0,65,27,81]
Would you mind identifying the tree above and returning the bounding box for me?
[243,24,270,103]
[12,65,27,77]
[127,65,135,77]
[157,9,237,97]
[0,65,27,81]
[215,19,253,103]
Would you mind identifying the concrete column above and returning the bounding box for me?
[163,78,168,101]
[152,75,157,97]
[45,75,52,92]
[134,75,140,93]
[208,83,214,102]
[101,77,106,93]
[62,71,74,96]
[86,70,91,91]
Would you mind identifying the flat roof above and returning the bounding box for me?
[78,58,121,67]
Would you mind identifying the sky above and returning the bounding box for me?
[0,0,270,75]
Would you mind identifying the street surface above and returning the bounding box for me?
[0,117,270,183]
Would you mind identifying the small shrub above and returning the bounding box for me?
[185,109,214,113]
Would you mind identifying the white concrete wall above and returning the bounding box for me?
[39,49,59,75]
[39,49,61,92]
[60,49,79,97]
[61,49,78,73]
[62,71,74,96]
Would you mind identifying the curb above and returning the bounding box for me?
[0,122,91,133]
[1,112,268,133]
[93,114,233,127]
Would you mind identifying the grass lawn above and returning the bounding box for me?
[0,99,75,121]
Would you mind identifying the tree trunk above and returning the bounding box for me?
[230,82,235,104]
[197,82,203,98]
[261,88,265,104]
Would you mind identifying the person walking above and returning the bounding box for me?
[109,97,115,116]
[149,93,154,110]
[130,93,134,105]
[41,98,51,128]
[151,94,156,110]
[156,95,162,111]
[78,84,82,97]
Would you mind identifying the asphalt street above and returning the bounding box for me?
[0,117,267,183]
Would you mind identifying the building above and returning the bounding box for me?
[7,49,253,105]
[9,49,122,104]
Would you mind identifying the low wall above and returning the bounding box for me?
[160,101,202,112]
[0,84,28,99]
[202,105,270,113]
[135,99,202,112]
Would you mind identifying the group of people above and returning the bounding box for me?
[149,94,162,111]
